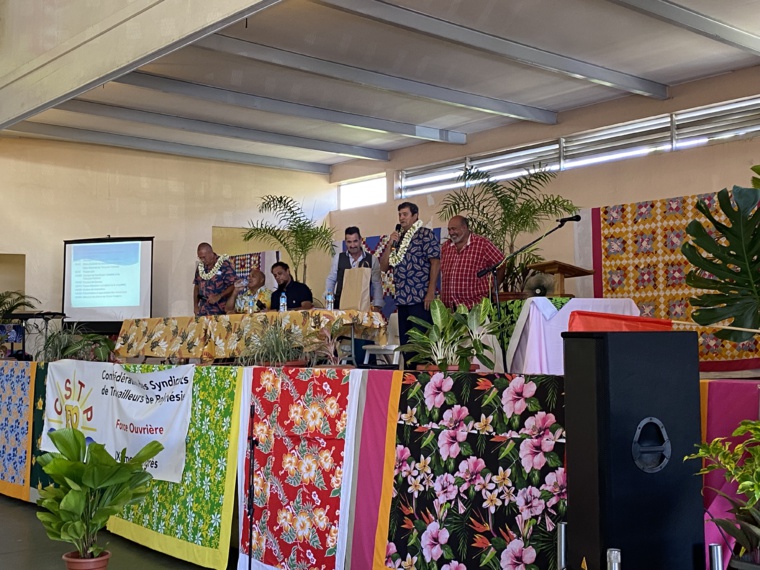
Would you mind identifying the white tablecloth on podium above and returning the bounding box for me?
[506,297,640,375]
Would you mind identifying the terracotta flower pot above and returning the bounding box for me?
[62,551,111,570]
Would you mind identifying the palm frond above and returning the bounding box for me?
[243,195,335,282]
[0,291,39,322]
[438,165,575,291]
[258,195,309,226]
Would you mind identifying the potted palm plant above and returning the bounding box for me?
[399,298,502,372]
[36,427,163,569]
[686,419,760,569]
[681,183,760,342]
[242,195,335,284]
[0,289,39,319]
[437,165,577,293]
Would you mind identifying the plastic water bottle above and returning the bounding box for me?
[279,291,287,312]
[325,291,334,311]
[247,297,255,314]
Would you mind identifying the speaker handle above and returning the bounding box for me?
[631,416,672,473]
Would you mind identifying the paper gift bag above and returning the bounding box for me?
[339,267,371,311]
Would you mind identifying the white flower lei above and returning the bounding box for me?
[197,254,229,281]
[389,220,423,266]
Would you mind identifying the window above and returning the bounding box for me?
[399,95,760,198]
[339,176,387,210]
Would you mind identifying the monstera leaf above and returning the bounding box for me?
[681,186,760,342]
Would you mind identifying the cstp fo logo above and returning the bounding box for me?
[48,374,96,435]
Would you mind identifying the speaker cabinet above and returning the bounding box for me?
[562,331,704,570]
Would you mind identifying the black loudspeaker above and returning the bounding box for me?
[562,331,704,570]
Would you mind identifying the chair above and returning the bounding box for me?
[362,313,401,368]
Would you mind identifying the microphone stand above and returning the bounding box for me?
[478,218,576,373]
[247,402,257,570]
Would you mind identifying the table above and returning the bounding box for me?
[506,297,640,374]
[114,309,387,362]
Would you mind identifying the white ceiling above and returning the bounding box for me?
[7,0,760,173]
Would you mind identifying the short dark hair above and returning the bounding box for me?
[345,226,362,239]
[398,202,419,216]
[460,216,470,228]
[271,261,289,272]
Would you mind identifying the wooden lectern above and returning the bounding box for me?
[527,260,593,297]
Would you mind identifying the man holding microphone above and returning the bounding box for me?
[379,202,440,362]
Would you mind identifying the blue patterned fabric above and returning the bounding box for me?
[392,227,440,305]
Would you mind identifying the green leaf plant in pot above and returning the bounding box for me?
[681,182,760,342]
[399,298,503,372]
[36,427,163,570]
[685,419,760,569]
[308,314,350,367]
[34,322,116,363]
[236,315,313,366]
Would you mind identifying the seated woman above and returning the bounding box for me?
[227,268,271,314]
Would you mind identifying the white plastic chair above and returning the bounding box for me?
[362,313,401,367]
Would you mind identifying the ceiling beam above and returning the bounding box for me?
[115,72,467,144]
[195,35,557,123]
[0,0,284,131]
[317,0,668,99]
[7,122,331,174]
[57,99,389,160]
[608,0,760,56]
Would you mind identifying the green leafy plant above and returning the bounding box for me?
[237,316,316,366]
[0,290,39,321]
[34,322,116,362]
[685,419,760,564]
[438,165,576,292]
[242,195,335,283]
[399,298,503,371]
[751,165,760,189]
[36,427,163,559]
[681,185,760,342]
[309,315,349,367]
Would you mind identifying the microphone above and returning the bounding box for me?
[557,214,581,225]
[391,224,402,249]
[477,261,502,279]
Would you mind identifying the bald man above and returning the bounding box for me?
[440,215,504,308]
[193,242,236,315]
[227,268,271,314]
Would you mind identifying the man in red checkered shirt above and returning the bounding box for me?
[440,215,505,309]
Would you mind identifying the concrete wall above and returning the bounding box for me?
[0,138,335,317]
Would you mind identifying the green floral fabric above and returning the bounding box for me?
[111,365,238,553]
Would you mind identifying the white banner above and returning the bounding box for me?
[42,360,194,483]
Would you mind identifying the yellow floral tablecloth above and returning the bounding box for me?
[115,310,387,361]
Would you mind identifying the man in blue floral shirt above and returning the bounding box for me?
[193,242,236,316]
[380,202,440,361]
